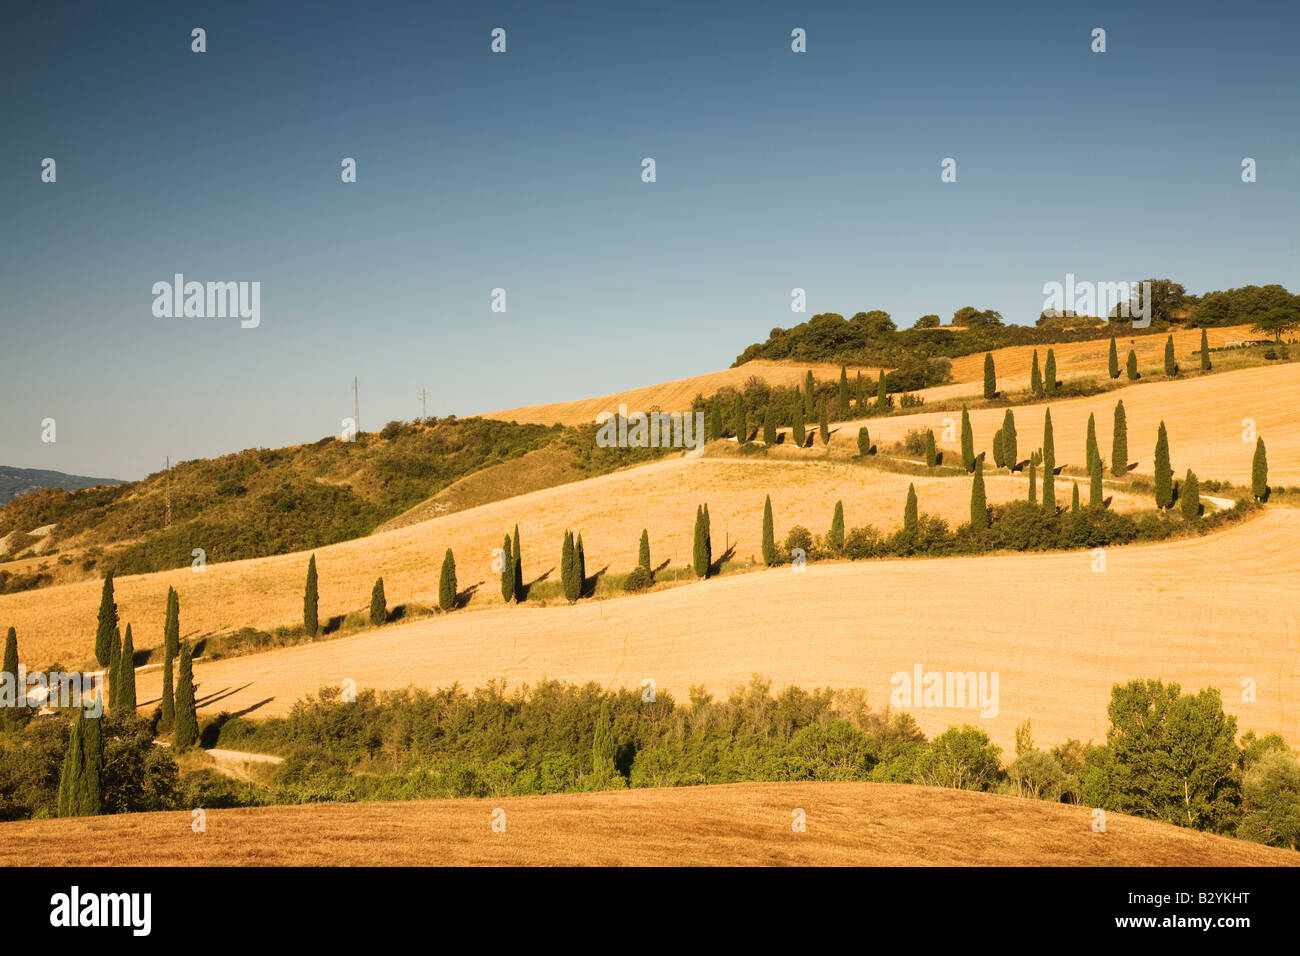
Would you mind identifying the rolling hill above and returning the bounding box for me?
[0,465,124,504]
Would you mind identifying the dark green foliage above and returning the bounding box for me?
[173,642,198,751]
[512,525,523,602]
[792,417,807,447]
[983,352,996,399]
[1085,413,1099,476]
[1089,452,1103,509]
[591,700,619,787]
[924,429,937,467]
[439,549,457,611]
[970,460,988,529]
[829,501,845,554]
[1112,400,1128,476]
[903,484,918,536]
[107,627,122,713]
[992,429,1005,469]
[876,373,889,410]
[1071,482,1081,512]
[161,587,179,731]
[304,554,319,636]
[702,505,712,571]
[500,536,514,603]
[369,577,386,625]
[1153,421,1173,509]
[837,366,851,419]
[732,394,748,442]
[960,406,974,472]
[1027,458,1037,505]
[1200,328,1211,371]
[762,407,777,445]
[1253,438,1268,500]
[1001,409,1018,470]
[561,530,578,599]
[1181,470,1200,521]
[708,405,723,443]
[1126,348,1139,380]
[855,371,865,413]
[622,566,653,592]
[692,506,709,578]
[1044,349,1057,395]
[804,371,816,421]
[119,626,136,712]
[576,535,586,597]
[1030,350,1042,395]
[94,573,116,667]
[1042,409,1055,513]
[762,496,777,566]
[857,426,871,457]
[1164,335,1177,376]
[638,529,651,576]
[1108,336,1119,378]
[58,709,103,817]
[2,627,23,730]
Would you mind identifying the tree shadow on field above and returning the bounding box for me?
[386,605,409,623]
[708,545,736,577]
[520,567,554,602]
[1103,495,1114,509]
[195,683,255,710]
[321,614,346,635]
[581,566,609,599]
[455,582,481,609]
[652,559,671,575]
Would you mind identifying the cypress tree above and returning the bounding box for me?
[1027,457,1037,505]
[763,407,777,445]
[829,500,845,554]
[1044,349,1057,396]
[1253,437,1268,500]
[970,460,988,530]
[512,525,523,602]
[1030,350,1042,396]
[1200,328,1211,371]
[709,405,723,443]
[173,641,198,751]
[1042,409,1055,513]
[57,713,84,816]
[592,699,617,783]
[1071,482,1081,512]
[818,403,830,445]
[838,366,850,419]
[792,417,807,447]
[369,577,386,625]
[500,536,514,603]
[762,496,777,566]
[58,708,102,817]
[1002,409,1018,471]
[732,394,747,442]
[94,573,117,667]
[304,554,319,636]
[702,504,712,571]
[992,429,1005,469]
[161,587,179,732]
[108,627,122,712]
[855,371,865,413]
[561,530,577,598]
[1126,348,1139,380]
[1112,400,1128,476]
[960,406,975,472]
[440,548,457,611]
[903,484,918,536]
[638,529,651,576]
[1153,421,1173,508]
[983,353,996,399]
[159,653,175,733]
[1085,413,1100,475]
[924,429,937,467]
[1164,335,1177,376]
[857,426,871,457]
[876,373,889,411]
[1089,452,1103,509]
[119,625,136,712]
[2,626,17,707]
[576,534,586,597]
[1181,470,1201,521]
[1108,336,1120,378]
[804,371,816,421]
[692,508,709,579]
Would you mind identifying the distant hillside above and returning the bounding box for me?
[0,466,124,504]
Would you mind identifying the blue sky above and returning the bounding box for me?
[2,0,1297,479]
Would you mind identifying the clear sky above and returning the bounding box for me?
[2,0,1297,479]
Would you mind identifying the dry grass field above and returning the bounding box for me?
[131,508,1300,754]
[0,782,1291,867]
[1,456,1148,668]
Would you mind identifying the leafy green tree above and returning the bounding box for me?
[762,496,777,566]
[304,554,319,636]
[1112,400,1128,476]
[903,484,918,536]
[1108,336,1120,378]
[591,699,620,787]
[837,366,850,419]
[1030,350,1042,395]
[1200,328,1211,371]
[970,460,988,529]
[439,548,457,611]
[914,725,1003,791]
[829,501,845,554]
[1181,470,1200,521]
[924,429,937,467]
[1164,335,1177,376]
[1126,348,1139,380]
[763,407,777,445]
[818,403,829,445]
[94,573,117,667]
[1044,349,1057,395]
[1253,438,1268,500]
[693,508,709,579]
[960,406,974,472]
[983,353,996,399]
[1041,409,1055,513]
[512,525,523,602]
[1001,409,1018,470]
[173,642,198,751]
[1153,421,1173,509]
[119,626,136,712]
[1251,307,1300,345]
[500,536,514,603]
[857,426,870,457]
[369,577,386,625]
[1238,750,1300,850]
[638,529,651,576]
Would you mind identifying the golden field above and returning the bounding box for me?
[0,782,1291,867]
[0,456,1147,668]
[132,508,1300,754]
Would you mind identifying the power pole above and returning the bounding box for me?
[353,377,360,436]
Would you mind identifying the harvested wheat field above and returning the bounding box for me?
[830,362,1300,487]
[1,456,1145,667]
[489,360,878,426]
[133,509,1300,754]
[0,782,1291,867]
